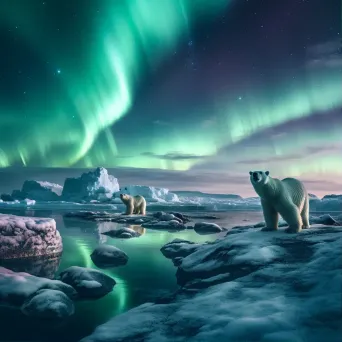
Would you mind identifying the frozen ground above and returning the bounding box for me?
[82,223,342,342]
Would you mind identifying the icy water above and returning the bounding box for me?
[1,208,336,342]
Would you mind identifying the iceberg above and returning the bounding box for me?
[11,180,62,201]
[114,185,179,202]
[62,167,120,202]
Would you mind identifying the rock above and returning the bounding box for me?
[81,225,342,342]
[101,227,141,239]
[194,222,226,234]
[0,267,76,316]
[310,214,340,226]
[160,239,200,259]
[90,245,129,268]
[62,167,120,202]
[0,214,63,259]
[21,289,74,319]
[58,266,116,299]
[142,220,186,231]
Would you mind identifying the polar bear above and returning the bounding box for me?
[120,194,146,215]
[249,171,310,233]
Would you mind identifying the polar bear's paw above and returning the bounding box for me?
[285,225,302,234]
[261,226,278,232]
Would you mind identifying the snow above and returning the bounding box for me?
[0,214,62,259]
[21,289,75,319]
[90,245,129,268]
[58,266,116,299]
[0,198,36,207]
[62,167,120,202]
[81,225,342,342]
[114,185,180,202]
[0,267,76,318]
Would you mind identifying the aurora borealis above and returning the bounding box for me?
[0,0,341,196]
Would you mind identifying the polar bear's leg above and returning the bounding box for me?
[279,204,302,233]
[301,196,310,229]
[260,200,279,231]
[140,201,146,216]
[125,201,134,215]
[134,207,141,214]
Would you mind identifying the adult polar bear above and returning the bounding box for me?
[249,171,310,233]
[120,193,146,215]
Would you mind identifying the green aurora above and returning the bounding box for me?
[0,0,341,179]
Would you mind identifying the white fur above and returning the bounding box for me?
[249,171,309,233]
[120,194,146,216]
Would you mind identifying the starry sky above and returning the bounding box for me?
[0,0,341,197]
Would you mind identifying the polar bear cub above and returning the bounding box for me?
[120,194,146,216]
[249,171,309,233]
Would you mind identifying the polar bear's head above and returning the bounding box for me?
[249,170,270,186]
[120,193,131,203]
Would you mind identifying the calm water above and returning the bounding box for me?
[0,208,264,342]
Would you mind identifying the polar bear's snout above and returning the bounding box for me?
[252,172,260,181]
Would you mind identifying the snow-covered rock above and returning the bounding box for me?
[0,214,62,259]
[81,225,342,342]
[253,214,342,229]
[91,245,128,268]
[11,180,63,201]
[21,289,74,319]
[193,222,227,234]
[114,185,179,202]
[62,167,120,202]
[142,220,186,231]
[0,267,76,318]
[160,239,201,261]
[58,266,116,299]
[101,227,142,239]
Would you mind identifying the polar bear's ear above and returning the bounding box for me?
[265,171,270,176]
[249,171,252,175]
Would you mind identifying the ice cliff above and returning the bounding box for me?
[62,167,120,202]
[114,185,179,202]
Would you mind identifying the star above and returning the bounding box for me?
[57,69,61,74]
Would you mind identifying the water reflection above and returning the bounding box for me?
[0,254,61,278]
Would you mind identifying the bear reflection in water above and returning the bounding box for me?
[128,224,146,236]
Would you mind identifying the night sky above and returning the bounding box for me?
[0,0,341,196]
